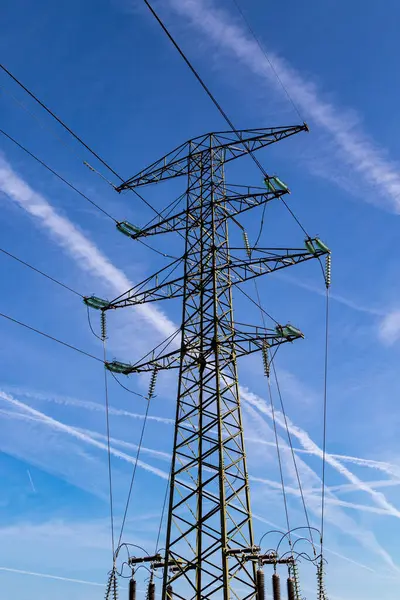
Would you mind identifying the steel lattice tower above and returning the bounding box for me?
[93,125,328,600]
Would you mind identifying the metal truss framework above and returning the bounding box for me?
[101,126,328,600]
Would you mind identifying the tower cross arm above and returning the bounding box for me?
[116,125,307,192]
[228,243,328,285]
[233,324,304,359]
[117,187,288,242]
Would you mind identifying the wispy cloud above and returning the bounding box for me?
[245,403,400,574]
[7,387,174,425]
[276,272,385,317]
[1,157,397,575]
[242,387,400,519]
[166,0,400,212]
[0,391,169,480]
[378,310,400,345]
[0,157,175,337]
[0,566,104,588]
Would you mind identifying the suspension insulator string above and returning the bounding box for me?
[325,253,331,289]
[101,310,107,341]
[148,367,158,400]
[243,230,252,258]
[166,584,173,600]
[262,341,270,378]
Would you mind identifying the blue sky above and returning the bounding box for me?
[1,0,400,598]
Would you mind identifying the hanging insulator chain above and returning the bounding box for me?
[166,584,173,600]
[262,341,270,378]
[243,230,252,258]
[272,572,281,600]
[101,310,107,341]
[256,568,265,600]
[147,368,158,400]
[325,253,331,289]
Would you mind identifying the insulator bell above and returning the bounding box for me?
[272,573,281,600]
[262,342,270,378]
[101,310,107,341]
[129,578,136,600]
[287,577,295,600]
[325,253,331,288]
[243,231,252,258]
[148,368,158,400]
[166,584,173,600]
[256,568,265,600]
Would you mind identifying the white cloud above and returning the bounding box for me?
[0,568,103,588]
[166,0,400,212]
[378,310,400,345]
[1,156,398,577]
[0,157,175,337]
[0,391,169,481]
[242,387,400,519]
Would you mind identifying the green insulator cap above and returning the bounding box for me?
[315,238,330,253]
[305,238,316,254]
[285,324,304,338]
[276,324,304,339]
[272,176,289,192]
[105,361,133,375]
[116,221,142,237]
[83,295,109,310]
[264,177,276,192]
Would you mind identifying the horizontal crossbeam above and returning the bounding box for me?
[116,125,307,191]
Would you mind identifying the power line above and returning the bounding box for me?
[142,0,311,238]
[116,396,152,549]
[320,288,330,557]
[0,128,178,259]
[0,63,180,225]
[271,360,317,556]
[0,310,102,363]
[0,128,117,222]
[0,246,83,298]
[229,0,304,122]
[0,63,123,183]
[102,334,116,560]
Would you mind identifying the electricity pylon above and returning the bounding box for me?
[89,125,328,600]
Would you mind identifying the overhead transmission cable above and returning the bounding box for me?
[229,0,304,122]
[271,360,317,556]
[266,370,292,547]
[320,285,330,559]
[0,62,184,227]
[0,128,177,259]
[116,395,152,550]
[142,0,311,238]
[101,318,116,561]
[0,310,102,363]
[0,63,122,181]
[0,245,83,298]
